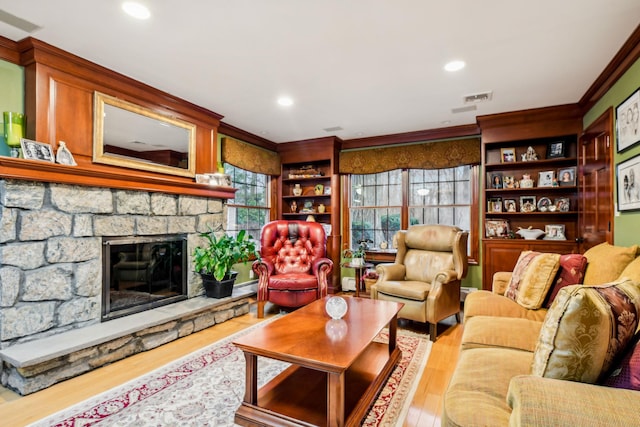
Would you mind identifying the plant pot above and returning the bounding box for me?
[200,271,238,298]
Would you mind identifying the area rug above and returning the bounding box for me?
[28,321,431,427]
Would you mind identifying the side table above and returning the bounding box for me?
[341,261,374,297]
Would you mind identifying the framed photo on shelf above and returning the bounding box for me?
[488,197,502,212]
[558,166,576,186]
[546,140,566,159]
[500,147,516,163]
[20,138,55,163]
[617,153,640,211]
[504,199,517,212]
[520,196,537,212]
[616,87,640,153]
[323,186,331,195]
[490,174,503,189]
[503,176,516,189]
[554,197,570,212]
[485,219,510,238]
[544,224,566,240]
[538,170,555,187]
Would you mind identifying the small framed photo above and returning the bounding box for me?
[547,141,566,159]
[544,224,566,240]
[520,196,537,213]
[500,147,516,163]
[488,197,502,212]
[617,153,640,211]
[616,88,640,152]
[538,170,555,187]
[504,199,517,212]
[55,141,77,166]
[490,174,503,189]
[323,186,331,195]
[502,176,516,189]
[485,219,510,238]
[554,197,570,212]
[20,138,54,163]
[558,167,577,186]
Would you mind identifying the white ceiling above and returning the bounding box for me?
[1,1,639,143]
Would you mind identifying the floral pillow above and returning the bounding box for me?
[532,278,640,383]
[544,254,588,308]
[504,251,560,309]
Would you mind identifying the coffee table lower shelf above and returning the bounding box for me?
[235,341,401,427]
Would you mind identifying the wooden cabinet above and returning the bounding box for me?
[482,240,578,290]
[478,106,582,290]
[277,138,341,292]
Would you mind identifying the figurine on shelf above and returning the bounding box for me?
[290,200,297,213]
[521,146,539,162]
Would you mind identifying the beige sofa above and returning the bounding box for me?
[443,243,640,427]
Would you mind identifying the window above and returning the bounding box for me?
[224,164,270,242]
[348,166,477,261]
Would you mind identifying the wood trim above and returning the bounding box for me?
[342,124,479,150]
[477,104,582,143]
[0,157,237,198]
[0,36,19,63]
[579,24,640,112]
[218,122,277,151]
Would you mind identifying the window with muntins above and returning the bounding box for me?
[348,166,474,255]
[224,164,270,242]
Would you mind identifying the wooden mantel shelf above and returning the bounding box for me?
[0,157,237,199]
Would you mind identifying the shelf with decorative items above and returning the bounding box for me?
[282,162,333,226]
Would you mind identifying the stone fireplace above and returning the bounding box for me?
[0,179,253,395]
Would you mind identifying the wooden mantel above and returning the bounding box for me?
[2,37,236,199]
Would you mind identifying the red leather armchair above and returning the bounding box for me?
[253,220,333,318]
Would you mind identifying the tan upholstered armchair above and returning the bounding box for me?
[370,224,468,341]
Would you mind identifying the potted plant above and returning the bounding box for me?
[192,229,259,298]
[343,240,370,266]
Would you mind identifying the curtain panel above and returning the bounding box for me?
[221,136,281,176]
[339,137,480,174]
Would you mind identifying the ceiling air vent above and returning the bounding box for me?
[323,126,344,132]
[451,105,477,114]
[463,91,493,104]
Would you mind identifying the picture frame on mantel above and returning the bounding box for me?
[616,87,640,153]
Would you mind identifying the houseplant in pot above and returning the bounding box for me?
[192,229,259,298]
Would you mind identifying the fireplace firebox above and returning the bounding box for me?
[102,235,188,320]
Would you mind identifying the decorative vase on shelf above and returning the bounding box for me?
[292,184,302,196]
[519,174,534,188]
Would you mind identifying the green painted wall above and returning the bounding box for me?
[0,60,24,156]
[583,57,640,246]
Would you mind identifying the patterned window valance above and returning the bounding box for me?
[339,137,481,174]
[221,136,281,176]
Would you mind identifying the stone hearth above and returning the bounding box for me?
[0,179,250,395]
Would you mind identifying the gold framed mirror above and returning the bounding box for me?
[93,92,197,177]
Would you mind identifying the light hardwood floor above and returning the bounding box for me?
[0,299,463,427]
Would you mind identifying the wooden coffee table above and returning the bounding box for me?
[233,296,404,427]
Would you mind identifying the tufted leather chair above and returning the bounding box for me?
[253,220,333,318]
[371,224,468,341]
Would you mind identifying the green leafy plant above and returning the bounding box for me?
[192,229,259,281]
[342,240,369,259]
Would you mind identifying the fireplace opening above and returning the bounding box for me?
[102,235,188,320]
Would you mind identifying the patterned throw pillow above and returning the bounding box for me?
[531,279,640,383]
[583,242,638,285]
[544,254,588,308]
[504,251,560,309]
[601,334,640,390]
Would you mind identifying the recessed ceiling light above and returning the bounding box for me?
[444,60,465,72]
[122,2,151,20]
[277,96,294,107]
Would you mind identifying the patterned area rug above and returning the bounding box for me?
[28,320,431,427]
